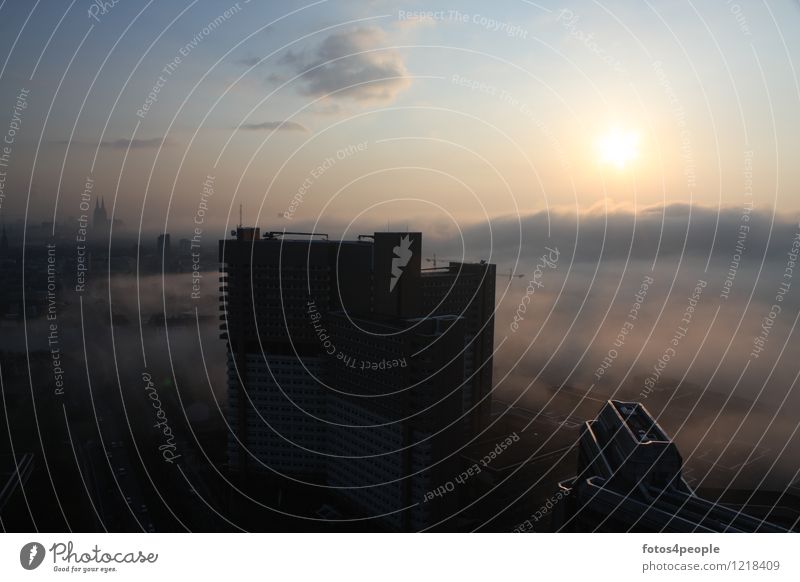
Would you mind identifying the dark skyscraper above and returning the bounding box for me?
[219,228,372,478]
[219,228,496,528]
[421,261,496,432]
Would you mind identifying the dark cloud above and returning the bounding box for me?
[421,203,800,266]
[279,49,304,67]
[285,27,410,102]
[235,55,262,67]
[51,137,172,149]
[270,203,800,268]
[238,120,309,132]
[102,137,171,149]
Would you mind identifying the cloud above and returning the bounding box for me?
[243,203,800,268]
[394,14,439,31]
[309,101,344,116]
[238,120,308,132]
[51,137,172,149]
[235,55,262,67]
[421,203,800,266]
[101,137,171,149]
[285,27,410,103]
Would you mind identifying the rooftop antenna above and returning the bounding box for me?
[239,204,243,228]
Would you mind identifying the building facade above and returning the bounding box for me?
[219,228,495,528]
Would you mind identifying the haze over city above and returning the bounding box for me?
[1,0,800,550]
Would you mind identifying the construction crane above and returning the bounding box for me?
[424,255,524,281]
[498,267,526,281]
[263,231,329,240]
[425,254,458,268]
[425,254,477,268]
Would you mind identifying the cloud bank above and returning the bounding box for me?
[285,27,410,103]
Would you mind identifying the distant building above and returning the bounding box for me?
[553,400,788,532]
[157,233,171,258]
[92,197,110,242]
[219,228,496,529]
[0,225,8,258]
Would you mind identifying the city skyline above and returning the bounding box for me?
[2,0,800,545]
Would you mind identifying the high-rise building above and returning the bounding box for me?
[219,228,496,528]
[325,311,466,530]
[553,400,788,532]
[421,261,496,432]
[219,228,372,478]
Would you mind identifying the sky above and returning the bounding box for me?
[0,0,799,238]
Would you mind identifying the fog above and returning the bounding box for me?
[5,202,799,495]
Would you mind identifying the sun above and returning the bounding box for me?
[597,128,640,169]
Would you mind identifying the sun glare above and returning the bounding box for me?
[598,128,640,169]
